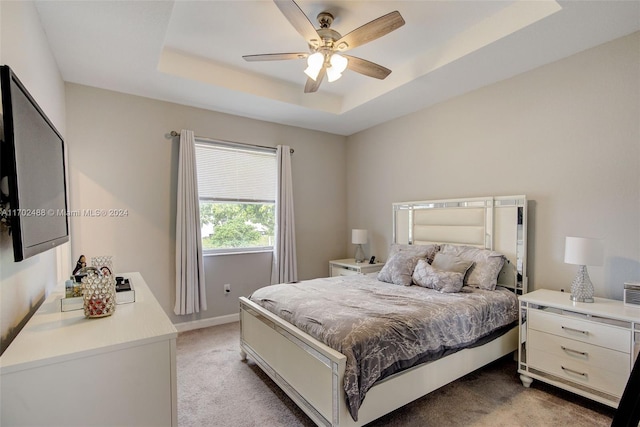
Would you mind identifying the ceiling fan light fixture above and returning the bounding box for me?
[304,52,324,81]
[326,53,348,82]
[330,53,348,73]
[304,67,321,81]
[326,68,342,82]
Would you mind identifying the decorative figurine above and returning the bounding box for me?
[72,255,86,275]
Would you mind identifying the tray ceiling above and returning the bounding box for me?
[35,1,640,135]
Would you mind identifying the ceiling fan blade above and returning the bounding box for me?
[343,55,391,80]
[304,67,326,93]
[274,0,321,48]
[334,11,405,52]
[243,53,308,62]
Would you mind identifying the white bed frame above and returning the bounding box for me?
[239,195,528,426]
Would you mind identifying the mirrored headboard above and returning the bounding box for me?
[393,195,527,294]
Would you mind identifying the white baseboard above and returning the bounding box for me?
[174,313,239,333]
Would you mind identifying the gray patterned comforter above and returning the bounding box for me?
[249,274,519,421]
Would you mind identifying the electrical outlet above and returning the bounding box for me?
[224,284,231,294]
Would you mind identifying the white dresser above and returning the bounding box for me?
[0,272,178,426]
[329,258,384,277]
[518,289,640,407]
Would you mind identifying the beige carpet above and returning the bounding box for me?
[177,322,616,427]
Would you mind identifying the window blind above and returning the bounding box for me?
[195,142,276,203]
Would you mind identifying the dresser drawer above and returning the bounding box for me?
[528,347,628,397]
[528,329,630,375]
[529,309,631,353]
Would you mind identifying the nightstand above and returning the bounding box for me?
[518,289,640,408]
[329,258,384,277]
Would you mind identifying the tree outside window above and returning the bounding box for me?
[200,202,274,250]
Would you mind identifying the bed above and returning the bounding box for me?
[239,195,528,426]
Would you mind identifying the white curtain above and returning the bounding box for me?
[271,145,298,284]
[174,129,207,315]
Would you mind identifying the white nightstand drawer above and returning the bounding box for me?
[528,347,628,397]
[529,309,631,353]
[329,259,384,277]
[331,265,359,277]
[528,329,630,375]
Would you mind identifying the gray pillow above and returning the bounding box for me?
[431,253,474,275]
[440,244,506,291]
[412,259,464,293]
[388,243,440,264]
[377,251,420,286]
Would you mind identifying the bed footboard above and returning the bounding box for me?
[240,297,347,426]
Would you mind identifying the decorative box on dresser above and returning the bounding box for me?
[0,272,178,426]
[518,289,640,408]
[329,258,384,277]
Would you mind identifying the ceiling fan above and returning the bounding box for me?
[243,0,405,93]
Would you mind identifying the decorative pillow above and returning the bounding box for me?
[412,259,464,293]
[431,253,474,275]
[440,244,506,290]
[388,243,440,264]
[377,251,421,286]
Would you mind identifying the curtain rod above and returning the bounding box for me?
[169,130,294,154]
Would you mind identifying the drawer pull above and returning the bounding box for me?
[561,346,588,358]
[561,366,588,378]
[561,326,589,336]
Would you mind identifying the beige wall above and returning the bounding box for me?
[3,3,636,344]
[65,84,348,324]
[0,1,69,353]
[346,32,640,300]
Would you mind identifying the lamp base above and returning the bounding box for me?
[570,295,595,303]
[354,244,365,263]
[570,265,595,303]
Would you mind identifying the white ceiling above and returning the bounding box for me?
[35,1,640,136]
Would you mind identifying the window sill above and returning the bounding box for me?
[203,248,273,257]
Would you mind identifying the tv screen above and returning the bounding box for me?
[1,65,69,262]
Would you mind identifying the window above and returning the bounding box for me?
[195,140,276,253]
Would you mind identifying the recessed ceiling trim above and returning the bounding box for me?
[158,48,342,114]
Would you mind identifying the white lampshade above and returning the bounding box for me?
[326,67,342,83]
[331,54,348,73]
[352,229,368,245]
[564,237,604,266]
[304,52,324,81]
[327,54,348,82]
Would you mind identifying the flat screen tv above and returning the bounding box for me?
[0,65,69,262]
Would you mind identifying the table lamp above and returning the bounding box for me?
[352,229,368,263]
[564,236,604,303]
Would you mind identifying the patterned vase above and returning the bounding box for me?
[81,267,116,318]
